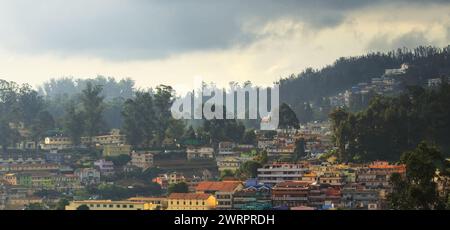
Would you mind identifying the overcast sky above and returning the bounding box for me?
[0,0,449,94]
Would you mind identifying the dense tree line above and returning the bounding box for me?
[388,142,450,210]
[280,45,450,123]
[40,76,135,130]
[38,76,135,101]
[0,80,54,151]
[330,83,450,162]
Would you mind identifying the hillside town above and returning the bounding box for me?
[1,58,450,210]
[1,120,444,211]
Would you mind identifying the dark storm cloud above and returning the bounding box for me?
[0,0,448,60]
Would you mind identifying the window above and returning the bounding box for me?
[129,205,134,208]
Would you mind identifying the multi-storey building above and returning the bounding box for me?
[41,136,73,150]
[195,181,243,210]
[66,200,154,210]
[232,182,272,210]
[167,193,217,210]
[93,159,115,176]
[341,184,380,210]
[357,161,405,189]
[129,151,154,170]
[0,163,59,172]
[0,154,45,165]
[271,181,311,208]
[152,172,186,189]
[126,197,168,210]
[257,163,309,185]
[318,171,344,186]
[216,157,241,173]
[102,144,131,157]
[307,184,341,209]
[74,168,101,185]
[186,147,214,160]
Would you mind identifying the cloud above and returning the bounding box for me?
[367,30,432,51]
[1,0,448,60]
[1,0,450,93]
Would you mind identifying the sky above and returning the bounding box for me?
[0,0,449,94]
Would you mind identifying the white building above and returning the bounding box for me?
[75,168,101,185]
[257,163,309,185]
[186,147,214,160]
[94,159,114,176]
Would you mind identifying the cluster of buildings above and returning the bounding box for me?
[427,76,450,88]
[41,129,131,157]
[329,64,407,108]
[65,160,406,210]
[0,147,158,209]
[1,119,440,211]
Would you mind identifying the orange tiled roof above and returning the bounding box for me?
[195,181,242,192]
[168,193,211,200]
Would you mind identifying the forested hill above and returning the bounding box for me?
[279,45,450,111]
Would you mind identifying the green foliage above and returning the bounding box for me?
[76,204,90,210]
[330,84,450,162]
[80,82,105,142]
[280,46,450,123]
[262,131,277,139]
[242,129,257,145]
[238,161,262,178]
[93,183,162,200]
[165,118,186,144]
[0,80,50,151]
[293,138,306,162]
[388,142,447,210]
[122,91,155,148]
[56,199,70,210]
[106,154,131,167]
[220,170,236,180]
[153,85,175,146]
[63,102,85,146]
[25,203,46,210]
[278,103,299,129]
[122,85,179,148]
[140,167,163,180]
[167,182,189,194]
[256,150,268,165]
[203,105,246,146]
[30,110,55,149]
[296,102,314,124]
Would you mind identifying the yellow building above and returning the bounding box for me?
[65,200,152,210]
[41,136,73,150]
[167,193,217,210]
[102,144,131,157]
[126,197,167,210]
